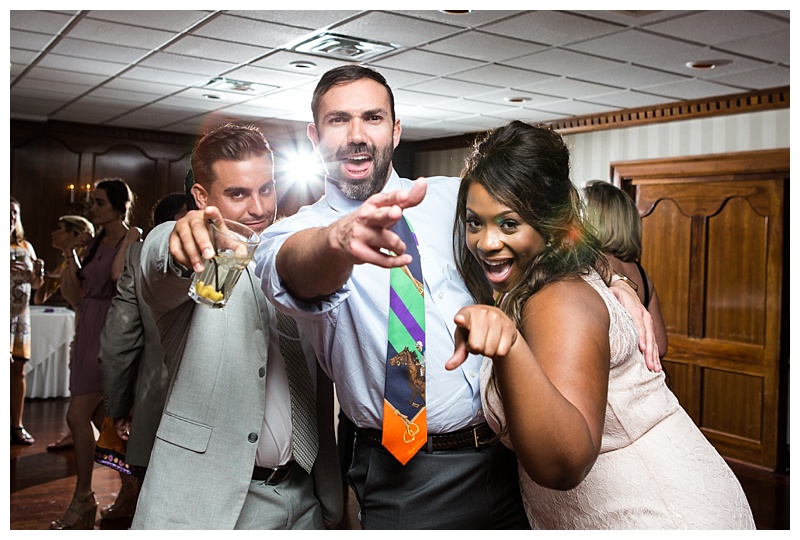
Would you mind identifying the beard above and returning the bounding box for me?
[325,142,394,201]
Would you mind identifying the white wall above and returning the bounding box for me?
[413,109,790,186]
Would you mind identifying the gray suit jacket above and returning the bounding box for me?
[99,241,168,468]
[131,223,342,529]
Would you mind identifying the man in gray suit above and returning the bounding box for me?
[131,123,342,529]
[98,193,188,521]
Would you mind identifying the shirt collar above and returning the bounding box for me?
[324,169,402,215]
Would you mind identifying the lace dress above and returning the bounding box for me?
[481,270,756,529]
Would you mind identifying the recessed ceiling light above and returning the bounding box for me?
[504,96,530,104]
[686,59,732,70]
[290,60,317,69]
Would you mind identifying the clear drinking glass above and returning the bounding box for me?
[188,219,260,309]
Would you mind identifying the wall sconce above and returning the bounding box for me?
[66,182,94,214]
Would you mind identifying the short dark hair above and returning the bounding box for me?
[184,168,199,211]
[311,64,395,126]
[151,192,188,228]
[190,123,273,188]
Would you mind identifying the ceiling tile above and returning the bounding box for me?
[330,11,460,48]
[428,98,519,116]
[504,48,623,77]
[192,14,310,48]
[138,52,235,76]
[716,30,790,65]
[576,64,686,89]
[67,18,176,49]
[51,37,149,63]
[404,78,505,99]
[165,35,266,64]
[566,29,698,63]
[250,51,347,76]
[584,90,677,109]
[423,31,546,63]
[36,54,128,77]
[514,78,621,99]
[481,11,622,46]
[10,29,56,52]
[85,10,211,31]
[646,10,788,45]
[10,10,75,33]
[229,10,362,29]
[449,64,555,88]
[640,45,769,78]
[119,66,210,86]
[373,49,485,76]
[398,10,525,28]
[706,65,790,90]
[221,66,316,90]
[638,78,745,100]
[532,100,620,116]
[23,66,108,87]
[101,78,186,97]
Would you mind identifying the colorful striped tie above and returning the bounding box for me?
[383,216,426,465]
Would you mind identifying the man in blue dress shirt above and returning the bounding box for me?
[253,65,529,529]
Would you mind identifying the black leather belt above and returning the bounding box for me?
[252,461,295,484]
[357,422,496,453]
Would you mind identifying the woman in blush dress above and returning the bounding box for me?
[50,178,139,530]
[446,121,755,530]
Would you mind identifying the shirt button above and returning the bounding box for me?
[438,292,444,300]
[258,366,266,378]
[470,370,476,378]
[248,432,259,443]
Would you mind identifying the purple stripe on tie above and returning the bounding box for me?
[389,287,424,344]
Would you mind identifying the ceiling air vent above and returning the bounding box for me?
[203,77,274,95]
[292,32,398,62]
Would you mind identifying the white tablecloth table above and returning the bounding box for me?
[25,305,75,399]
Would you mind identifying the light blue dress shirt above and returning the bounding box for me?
[255,170,485,433]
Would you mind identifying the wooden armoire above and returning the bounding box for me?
[611,149,789,471]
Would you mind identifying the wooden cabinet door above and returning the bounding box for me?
[612,149,788,470]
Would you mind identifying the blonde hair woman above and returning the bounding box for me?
[10,197,44,445]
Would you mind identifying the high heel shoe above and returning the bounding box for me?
[100,492,137,520]
[11,426,34,445]
[49,492,97,530]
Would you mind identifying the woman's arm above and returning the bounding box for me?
[646,282,668,359]
[111,227,141,283]
[448,280,610,490]
[59,233,92,309]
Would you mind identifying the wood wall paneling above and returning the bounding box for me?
[613,151,787,471]
[11,121,195,272]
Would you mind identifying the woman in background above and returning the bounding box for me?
[50,178,138,530]
[583,180,667,359]
[447,121,754,529]
[10,197,44,445]
[34,215,95,452]
[35,215,95,307]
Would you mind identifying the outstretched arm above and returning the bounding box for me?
[277,179,427,302]
[447,281,610,490]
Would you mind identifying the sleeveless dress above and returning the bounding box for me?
[480,270,756,529]
[10,241,35,360]
[70,238,120,395]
